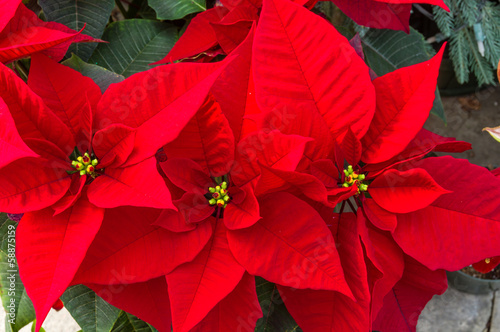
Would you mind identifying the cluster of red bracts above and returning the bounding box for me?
[1,0,499,331]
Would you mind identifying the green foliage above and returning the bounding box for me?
[38,0,116,61]
[148,0,206,20]
[89,19,178,77]
[0,214,36,332]
[61,285,121,332]
[255,277,302,332]
[360,27,446,122]
[62,54,125,93]
[434,0,500,85]
[110,311,158,332]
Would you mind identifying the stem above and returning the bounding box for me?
[14,61,28,81]
[347,198,357,215]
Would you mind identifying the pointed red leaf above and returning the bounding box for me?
[0,158,71,213]
[89,277,171,332]
[0,62,75,154]
[310,159,339,188]
[52,175,86,215]
[340,127,362,166]
[0,97,39,169]
[92,124,135,168]
[28,54,101,139]
[95,59,232,167]
[231,130,311,186]
[17,195,103,332]
[372,256,447,332]
[88,156,175,210]
[161,158,213,193]
[190,273,262,332]
[0,0,22,32]
[363,198,397,232]
[164,95,234,177]
[361,46,445,164]
[254,0,375,141]
[211,20,253,54]
[74,207,212,285]
[227,192,352,296]
[368,168,450,214]
[224,182,260,230]
[278,213,370,331]
[167,220,245,332]
[153,7,228,64]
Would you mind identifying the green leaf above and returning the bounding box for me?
[110,311,158,332]
[148,0,205,20]
[38,0,115,61]
[0,214,36,332]
[254,277,301,332]
[61,285,120,332]
[62,54,125,93]
[361,27,446,122]
[89,20,178,77]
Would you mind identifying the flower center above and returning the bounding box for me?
[71,152,99,178]
[342,165,368,193]
[207,182,231,208]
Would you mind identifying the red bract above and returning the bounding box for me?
[0,1,98,63]
[0,51,232,330]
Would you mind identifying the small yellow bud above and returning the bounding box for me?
[209,198,216,205]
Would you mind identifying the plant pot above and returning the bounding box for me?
[447,270,500,294]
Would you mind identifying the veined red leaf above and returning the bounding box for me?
[0,0,22,32]
[231,130,311,186]
[372,255,447,332]
[340,127,362,166]
[73,207,212,285]
[0,62,75,154]
[88,156,175,210]
[278,213,370,331]
[28,54,101,139]
[95,59,233,167]
[361,46,445,164]
[190,273,261,332]
[393,157,500,270]
[227,192,353,296]
[211,20,253,54]
[16,195,103,332]
[0,158,71,213]
[89,277,171,332]
[254,0,375,140]
[0,97,39,169]
[164,95,235,177]
[153,7,228,64]
[368,168,450,214]
[168,220,245,332]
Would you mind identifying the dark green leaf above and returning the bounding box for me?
[62,54,125,93]
[361,27,446,122]
[61,285,120,332]
[0,214,36,332]
[254,277,301,332]
[38,0,115,61]
[148,0,205,20]
[110,311,158,332]
[89,20,178,77]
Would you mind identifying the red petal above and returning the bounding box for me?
[88,156,175,210]
[362,198,397,232]
[393,157,500,270]
[190,273,261,332]
[278,213,370,331]
[331,0,411,31]
[340,127,362,166]
[0,158,71,213]
[0,97,39,169]
[52,175,86,215]
[224,182,260,229]
[211,20,253,54]
[17,195,103,332]
[231,130,311,186]
[0,62,75,154]
[89,277,171,332]
[28,54,101,141]
[361,46,445,164]
[310,159,339,188]
[472,256,500,274]
[369,168,450,214]
[372,256,447,332]
[153,7,228,64]
[161,158,213,193]
[92,124,135,168]
[167,221,245,332]
[95,60,232,167]
[164,95,235,177]
[0,0,22,32]
[254,0,375,140]
[227,192,352,296]
[74,207,212,285]
[153,207,197,233]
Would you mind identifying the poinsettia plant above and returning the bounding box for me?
[1,0,499,332]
